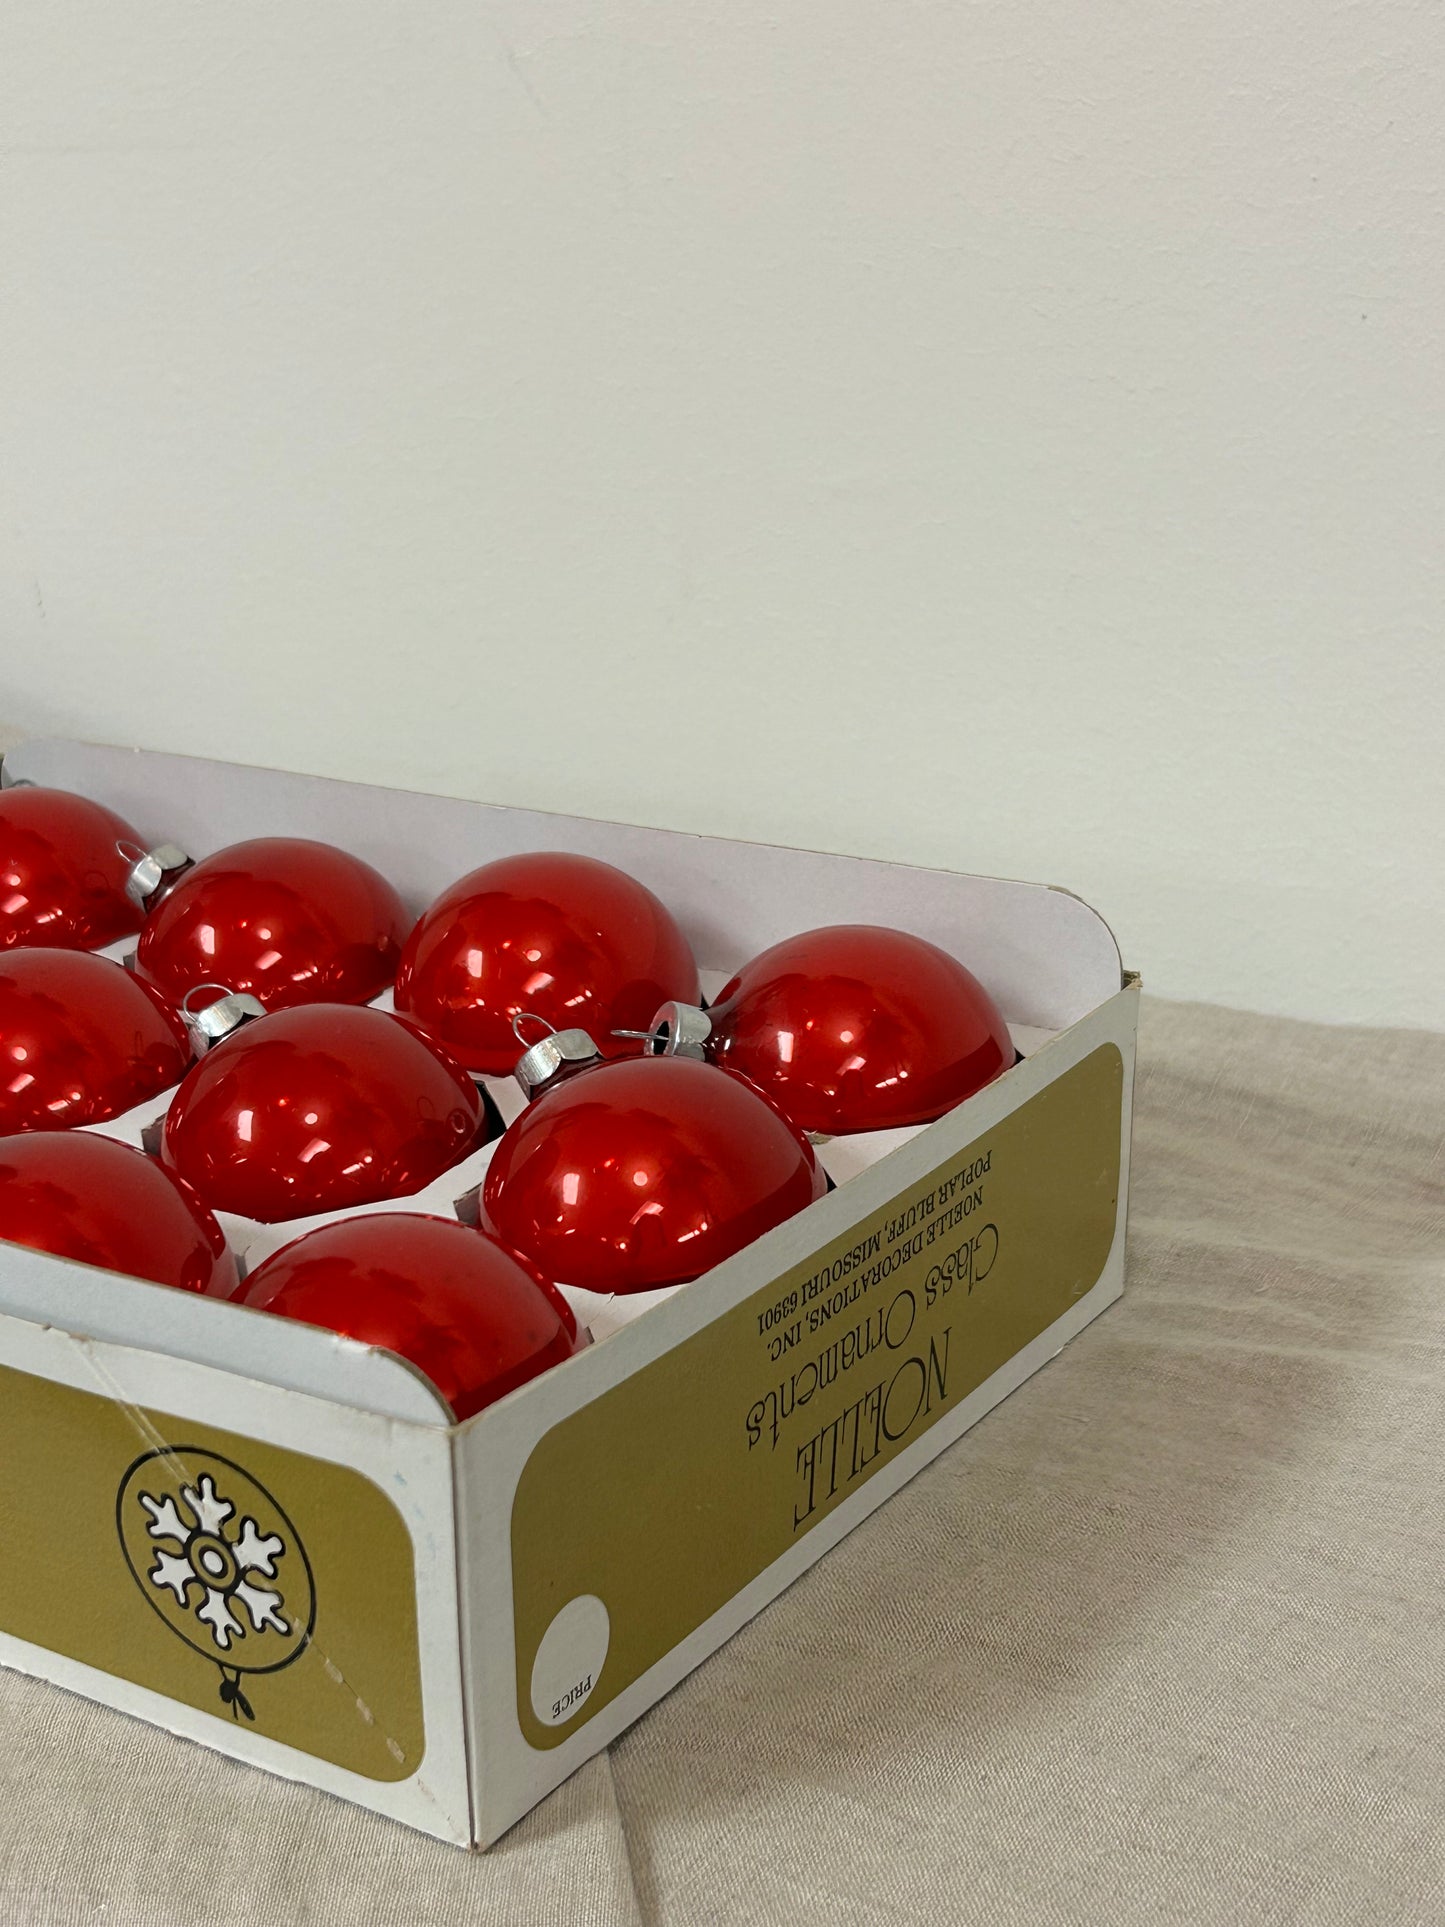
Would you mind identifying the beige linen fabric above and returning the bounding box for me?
[2,998,1441,1925]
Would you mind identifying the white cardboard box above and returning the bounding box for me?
[0,740,1138,1848]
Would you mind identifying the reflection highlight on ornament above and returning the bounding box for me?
[394,851,700,1076]
[135,838,408,1015]
[232,1212,585,1420]
[647,925,1012,1136]
[482,1055,825,1293]
[161,1003,488,1222]
[0,787,148,952]
[0,1131,237,1296]
[0,947,192,1134]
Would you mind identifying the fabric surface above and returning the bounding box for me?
[2,997,1441,1925]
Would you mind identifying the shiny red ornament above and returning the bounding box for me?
[232,1212,584,1420]
[481,1053,826,1294]
[0,948,190,1135]
[0,785,146,953]
[0,1131,237,1296]
[135,837,409,1013]
[680,924,1012,1135]
[394,851,700,1077]
[161,1004,487,1223]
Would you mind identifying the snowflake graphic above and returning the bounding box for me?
[138,1472,289,1653]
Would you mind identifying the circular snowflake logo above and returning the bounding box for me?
[117,1448,315,1721]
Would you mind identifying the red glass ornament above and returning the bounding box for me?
[698,925,1012,1135]
[135,837,408,1013]
[481,1054,825,1294]
[232,1213,584,1420]
[0,948,190,1135]
[161,1004,487,1223]
[0,785,146,952]
[394,852,700,1077]
[0,1131,237,1296]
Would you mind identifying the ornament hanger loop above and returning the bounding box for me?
[512,1012,557,1046]
[180,982,238,1017]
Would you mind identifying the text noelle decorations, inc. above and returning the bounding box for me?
[745,1151,998,1531]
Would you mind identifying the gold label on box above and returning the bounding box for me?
[511,1044,1124,1749]
[0,1382,425,1782]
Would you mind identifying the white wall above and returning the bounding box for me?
[1,3,1441,1029]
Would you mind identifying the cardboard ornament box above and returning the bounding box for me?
[0,740,1139,1849]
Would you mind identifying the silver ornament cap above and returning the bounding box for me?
[511,1015,603,1100]
[123,842,193,911]
[179,984,267,1054]
[639,1001,713,1060]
